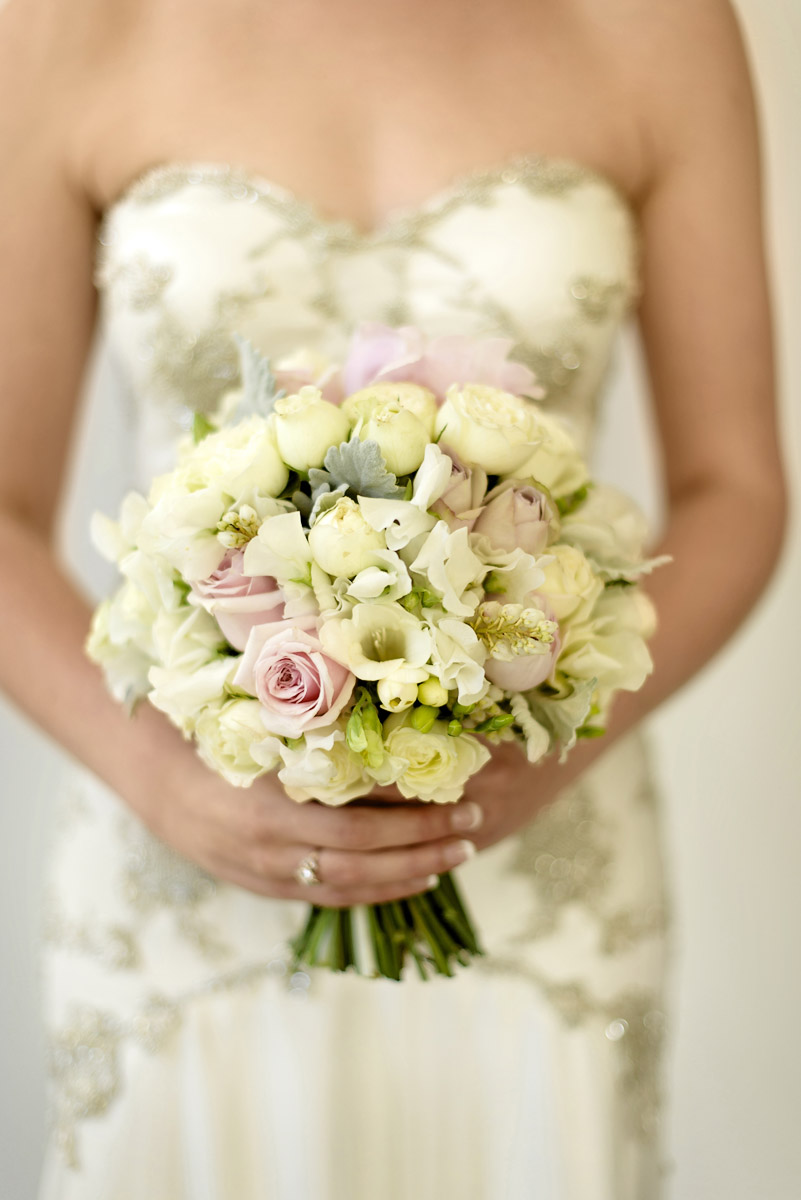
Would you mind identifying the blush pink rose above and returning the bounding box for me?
[483,596,561,691]
[472,482,553,556]
[430,454,488,531]
[232,617,355,737]
[192,548,285,651]
[342,322,545,401]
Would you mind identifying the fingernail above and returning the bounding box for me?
[445,839,476,867]
[451,802,483,832]
[426,874,440,889]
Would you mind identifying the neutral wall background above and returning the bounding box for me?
[1,2,800,1196]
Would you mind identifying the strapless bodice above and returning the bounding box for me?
[94,153,641,481]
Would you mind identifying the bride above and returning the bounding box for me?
[0,0,787,1196]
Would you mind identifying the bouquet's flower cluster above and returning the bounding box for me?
[88,324,665,803]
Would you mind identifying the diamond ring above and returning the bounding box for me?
[294,850,322,887]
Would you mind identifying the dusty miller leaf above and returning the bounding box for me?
[231,335,284,418]
[309,439,405,500]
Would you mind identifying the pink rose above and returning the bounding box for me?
[483,603,561,692]
[192,549,285,651]
[342,322,544,401]
[232,617,355,737]
[473,482,553,556]
[430,454,488,531]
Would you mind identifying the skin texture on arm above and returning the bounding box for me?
[469,0,789,844]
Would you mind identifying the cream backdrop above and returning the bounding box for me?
[1,2,799,1195]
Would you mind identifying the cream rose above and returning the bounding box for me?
[380,713,491,803]
[512,411,589,498]
[434,384,544,474]
[534,544,603,624]
[267,725,373,806]
[195,699,280,787]
[271,385,351,471]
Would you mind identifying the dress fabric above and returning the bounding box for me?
[37,154,673,1199]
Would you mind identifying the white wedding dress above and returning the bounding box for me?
[38,153,672,1199]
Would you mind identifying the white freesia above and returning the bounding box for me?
[358,496,436,552]
[261,725,373,805]
[426,616,488,705]
[271,385,351,471]
[150,605,228,671]
[512,410,589,498]
[410,443,454,511]
[90,492,150,564]
[381,714,492,803]
[148,656,236,733]
[138,487,229,581]
[344,382,437,475]
[434,383,543,474]
[307,497,387,578]
[319,603,432,682]
[376,674,419,712]
[243,511,315,614]
[470,537,548,606]
[346,549,412,602]
[86,599,153,705]
[195,699,280,787]
[310,562,354,617]
[535,543,604,624]
[409,523,485,617]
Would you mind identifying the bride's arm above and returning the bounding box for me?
[471,0,789,841]
[0,4,479,903]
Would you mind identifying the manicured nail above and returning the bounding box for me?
[446,839,476,867]
[450,802,483,832]
[426,874,440,889]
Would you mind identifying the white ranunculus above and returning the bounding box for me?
[308,497,387,579]
[358,497,436,552]
[426,616,488,705]
[381,713,491,803]
[148,656,236,734]
[535,543,604,624]
[319,603,432,682]
[511,410,589,498]
[195,699,280,787]
[343,383,437,476]
[267,725,373,806]
[409,523,485,617]
[434,383,544,474]
[271,385,351,471]
[376,674,420,712]
[346,549,412,602]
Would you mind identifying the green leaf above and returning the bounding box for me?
[309,439,405,500]
[556,484,590,517]
[192,412,216,443]
[409,705,438,733]
[576,724,606,740]
[345,688,385,769]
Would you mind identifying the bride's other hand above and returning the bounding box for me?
[130,716,482,909]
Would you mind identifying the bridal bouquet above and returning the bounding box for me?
[87,323,665,980]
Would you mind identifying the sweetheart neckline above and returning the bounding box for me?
[97,150,640,248]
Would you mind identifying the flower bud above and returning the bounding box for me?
[417,676,449,707]
[272,385,351,472]
[308,497,386,578]
[377,675,419,712]
[343,383,436,475]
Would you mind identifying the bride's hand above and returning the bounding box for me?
[135,739,482,908]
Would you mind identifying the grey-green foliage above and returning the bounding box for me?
[308,439,405,502]
[231,335,284,419]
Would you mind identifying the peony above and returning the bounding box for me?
[308,497,387,578]
[435,384,544,474]
[195,698,280,787]
[473,481,554,556]
[271,385,351,472]
[342,322,543,401]
[342,382,436,476]
[380,713,492,803]
[512,410,589,498]
[233,617,355,738]
[429,454,488,531]
[319,603,432,682]
[191,547,285,650]
[171,415,289,501]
